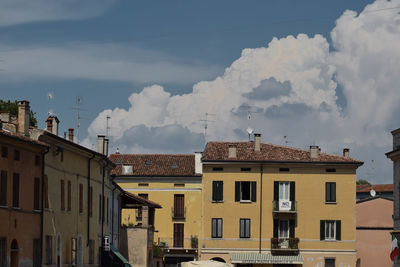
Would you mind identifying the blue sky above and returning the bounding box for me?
[1,0,400,184]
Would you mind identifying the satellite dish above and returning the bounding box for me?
[246,127,254,135]
[370,189,376,197]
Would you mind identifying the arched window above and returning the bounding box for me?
[211,257,226,263]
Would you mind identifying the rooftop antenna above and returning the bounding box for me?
[72,96,84,144]
[199,112,215,143]
[47,92,54,116]
[238,104,260,140]
[283,135,290,146]
[106,115,111,138]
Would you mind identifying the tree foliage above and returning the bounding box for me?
[356,179,371,185]
[0,99,38,127]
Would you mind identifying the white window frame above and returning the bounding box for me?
[279,182,290,201]
[278,220,289,238]
[212,218,222,238]
[325,220,336,240]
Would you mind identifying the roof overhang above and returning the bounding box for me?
[230,253,303,264]
[202,160,363,167]
[121,191,161,209]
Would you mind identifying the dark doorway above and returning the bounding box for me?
[10,239,18,267]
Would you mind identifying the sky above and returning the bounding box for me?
[1,0,400,184]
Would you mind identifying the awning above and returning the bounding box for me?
[231,253,303,264]
[110,244,131,267]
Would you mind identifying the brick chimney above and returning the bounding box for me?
[254,133,261,152]
[310,145,319,159]
[343,148,350,158]
[68,128,74,142]
[46,116,59,136]
[0,112,10,122]
[17,100,30,136]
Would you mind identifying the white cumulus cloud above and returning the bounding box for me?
[86,0,400,183]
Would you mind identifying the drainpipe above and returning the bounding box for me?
[111,177,117,246]
[259,164,263,253]
[40,146,49,265]
[87,154,95,247]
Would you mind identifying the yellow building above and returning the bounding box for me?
[200,134,363,267]
[32,117,115,267]
[110,153,203,265]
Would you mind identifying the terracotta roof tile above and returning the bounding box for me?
[356,184,393,193]
[202,141,362,164]
[110,154,198,177]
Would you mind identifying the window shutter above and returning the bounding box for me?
[12,173,19,208]
[320,220,325,240]
[235,182,240,202]
[0,171,7,206]
[289,219,295,238]
[44,175,49,209]
[212,181,217,201]
[273,219,278,238]
[290,182,295,202]
[336,220,341,240]
[251,182,256,202]
[332,183,336,202]
[34,177,40,210]
[219,182,223,201]
[274,181,279,201]
[60,180,65,211]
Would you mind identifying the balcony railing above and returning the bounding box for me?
[171,207,186,219]
[271,238,299,254]
[272,200,297,213]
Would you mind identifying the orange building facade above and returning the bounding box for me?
[0,128,48,267]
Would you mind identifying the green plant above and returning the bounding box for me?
[153,244,165,257]
[190,235,198,248]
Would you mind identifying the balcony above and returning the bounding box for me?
[271,238,299,255]
[171,207,186,219]
[272,200,297,213]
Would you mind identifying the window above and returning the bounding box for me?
[212,181,223,202]
[12,173,19,208]
[212,218,223,238]
[279,168,290,172]
[0,171,7,206]
[79,183,83,213]
[239,219,250,238]
[235,181,256,202]
[279,182,290,201]
[241,168,251,172]
[60,180,65,211]
[99,194,102,222]
[212,167,223,171]
[44,175,49,209]
[0,237,6,267]
[122,164,133,174]
[138,183,148,187]
[325,258,335,267]
[1,146,7,158]
[45,235,52,264]
[326,168,336,173]
[273,219,295,239]
[320,220,341,241]
[35,155,40,166]
[14,150,20,161]
[173,223,184,247]
[32,239,41,267]
[34,178,40,210]
[67,181,71,211]
[89,186,93,217]
[173,194,185,219]
[273,181,295,203]
[89,240,94,264]
[137,194,148,220]
[326,182,336,203]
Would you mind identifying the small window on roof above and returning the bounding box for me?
[326,168,336,173]
[241,168,251,172]
[145,161,153,165]
[138,183,149,187]
[122,165,133,174]
[171,164,178,169]
[213,167,223,171]
[279,168,290,172]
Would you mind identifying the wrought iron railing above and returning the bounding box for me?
[271,237,299,250]
[272,200,297,212]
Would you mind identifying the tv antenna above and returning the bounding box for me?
[199,112,215,143]
[47,92,54,116]
[283,135,290,146]
[238,104,260,139]
[72,96,87,144]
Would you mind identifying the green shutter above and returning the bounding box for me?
[336,220,341,240]
[251,182,257,202]
[273,219,279,238]
[320,220,325,240]
[235,182,240,202]
[274,181,279,201]
[290,182,295,202]
[212,181,217,201]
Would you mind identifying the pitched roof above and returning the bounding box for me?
[110,154,199,177]
[0,129,48,148]
[202,141,363,164]
[356,184,393,193]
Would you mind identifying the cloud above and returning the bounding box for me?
[0,43,222,84]
[0,0,116,27]
[86,0,400,184]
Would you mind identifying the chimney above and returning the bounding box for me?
[0,112,10,122]
[195,152,203,174]
[343,148,350,158]
[392,128,400,150]
[46,117,53,133]
[104,138,109,156]
[97,135,105,155]
[68,128,74,142]
[17,100,30,136]
[228,145,237,158]
[310,145,319,159]
[51,116,59,136]
[254,133,261,152]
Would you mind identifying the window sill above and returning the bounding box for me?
[211,237,223,239]
[0,205,8,209]
[33,209,41,213]
[12,207,20,210]
[324,239,338,242]
[239,200,252,203]
[211,200,224,203]
[325,202,337,205]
